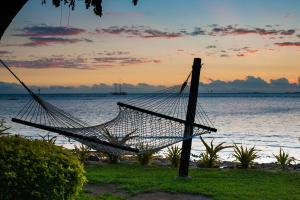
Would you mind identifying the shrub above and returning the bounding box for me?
[136,144,155,166]
[74,143,91,163]
[196,137,231,168]
[0,135,86,200]
[166,146,181,167]
[233,144,259,169]
[274,148,295,169]
[101,128,136,164]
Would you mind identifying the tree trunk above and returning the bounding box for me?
[0,0,28,40]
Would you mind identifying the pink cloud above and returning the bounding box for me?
[275,42,300,47]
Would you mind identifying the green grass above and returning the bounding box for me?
[78,193,123,200]
[81,164,300,200]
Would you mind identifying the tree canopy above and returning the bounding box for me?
[45,0,139,17]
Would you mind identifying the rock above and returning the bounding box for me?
[220,161,238,169]
[152,158,169,167]
[88,154,101,162]
[294,164,300,170]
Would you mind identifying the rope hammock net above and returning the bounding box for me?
[1,59,217,155]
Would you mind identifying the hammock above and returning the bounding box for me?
[1,59,217,155]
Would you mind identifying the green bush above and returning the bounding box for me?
[166,146,181,167]
[274,148,295,170]
[196,137,231,168]
[0,135,86,200]
[136,144,155,166]
[233,144,259,169]
[101,128,137,164]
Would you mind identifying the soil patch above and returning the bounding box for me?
[84,183,212,199]
[84,183,128,197]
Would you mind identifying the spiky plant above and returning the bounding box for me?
[274,148,296,170]
[101,128,137,164]
[0,119,10,136]
[197,136,231,168]
[136,144,155,166]
[233,144,259,169]
[166,146,181,167]
[38,133,57,144]
[73,143,91,163]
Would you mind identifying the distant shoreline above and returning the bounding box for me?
[1,92,300,97]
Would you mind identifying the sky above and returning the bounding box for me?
[0,0,300,88]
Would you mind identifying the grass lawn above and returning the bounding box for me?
[79,164,300,200]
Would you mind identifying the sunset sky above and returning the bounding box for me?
[0,0,299,86]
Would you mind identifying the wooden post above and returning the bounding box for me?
[178,58,202,178]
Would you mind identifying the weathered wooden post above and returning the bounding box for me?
[178,58,202,178]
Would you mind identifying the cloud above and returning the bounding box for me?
[11,25,90,47]
[182,27,206,36]
[233,47,259,57]
[96,26,183,39]
[0,82,167,94]
[21,37,84,47]
[94,24,298,43]
[6,56,89,69]
[218,47,260,57]
[274,42,300,47]
[94,51,161,66]
[280,29,296,35]
[206,45,217,49]
[223,47,259,57]
[0,50,11,55]
[1,76,299,94]
[3,50,160,69]
[246,49,259,54]
[270,78,291,86]
[14,25,86,37]
[220,54,229,57]
[97,51,130,56]
[202,76,299,93]
[94,56,160,66]
[209,25,296,36]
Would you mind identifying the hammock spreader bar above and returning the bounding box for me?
[12,118,139,153]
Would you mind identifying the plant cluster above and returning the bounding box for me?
[233,144,259,169]
[73,143,92,163]
[136,144,155,166]
[166,146,181,167]
[101,128,137,164]
[274,148,296,169]
[197,137,232,168]
[194,137,259,169]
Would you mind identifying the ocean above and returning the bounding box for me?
[0,93,299,163]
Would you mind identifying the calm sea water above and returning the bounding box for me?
[1,93,300,163]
